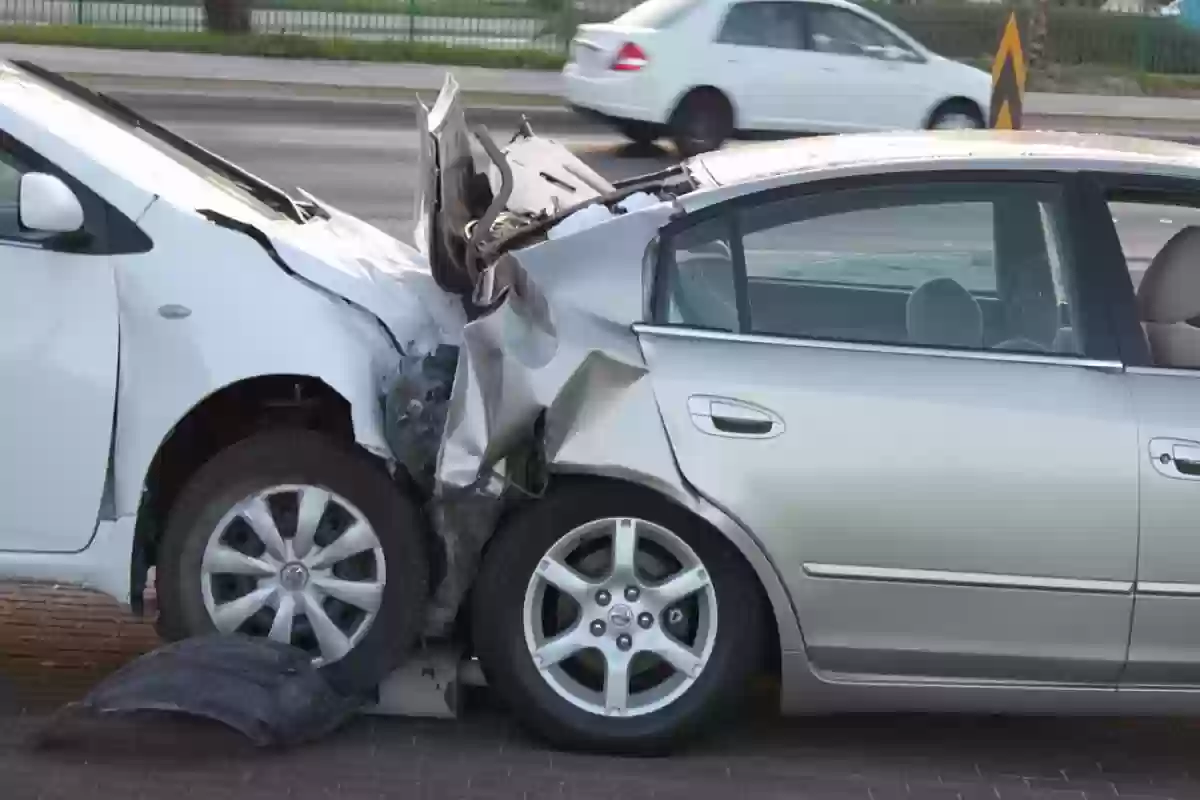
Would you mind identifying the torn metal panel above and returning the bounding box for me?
[392,73,698,638]
[421,206,679,637]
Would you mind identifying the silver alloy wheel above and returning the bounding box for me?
[932,112,983,130]
[522,517,718,718]
[200,484,386,666]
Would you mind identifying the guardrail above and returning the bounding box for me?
[2,0,1200,68]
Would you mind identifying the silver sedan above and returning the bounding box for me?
[414,76,1200,754]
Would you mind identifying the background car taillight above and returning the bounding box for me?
[610,42,648,72]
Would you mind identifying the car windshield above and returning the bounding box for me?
[11,66,292,223]
[614,0,702,28]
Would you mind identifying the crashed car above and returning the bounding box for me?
[11,60,1200,755]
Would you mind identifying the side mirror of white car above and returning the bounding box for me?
[19,172,84,234]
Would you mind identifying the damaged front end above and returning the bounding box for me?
[389,75,697,638]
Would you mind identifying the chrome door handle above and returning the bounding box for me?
[1150,438,1200,479]
[687,395,784,439]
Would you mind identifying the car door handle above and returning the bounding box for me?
[1149,438,1200,479]
[687,396,784,439]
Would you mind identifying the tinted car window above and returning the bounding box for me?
[806,6,910,57]
[0,136,35,240]
[660,181,1083,356]
[716,1,805,49]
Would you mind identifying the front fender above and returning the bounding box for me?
[112,202,398,518]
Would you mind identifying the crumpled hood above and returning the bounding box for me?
[260,196,467,355]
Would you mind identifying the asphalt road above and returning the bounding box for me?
[119,92,1200,285]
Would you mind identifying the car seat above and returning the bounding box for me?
[906,277,984,348]
[1137,224,1200,368]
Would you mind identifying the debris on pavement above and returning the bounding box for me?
[33,635,364,749]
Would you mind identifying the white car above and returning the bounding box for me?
[0,60,465,690]
[562,0,993,155]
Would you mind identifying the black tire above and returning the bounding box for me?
[927,99,985,130]
[155,429,429,696]
[471,480,767,755]
[615,120,660,146]
[670,89,734,158]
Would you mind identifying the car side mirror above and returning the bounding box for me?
[19,172,84,235]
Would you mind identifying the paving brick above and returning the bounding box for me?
[5,583,1200,800]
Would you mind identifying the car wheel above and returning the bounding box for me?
[670,89,734,158]
[471,480,766,755]
[928,100,985,130]
[155,429,429,695]
[616,120,660,146]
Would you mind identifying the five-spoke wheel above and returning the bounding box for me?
[472,480,766,754]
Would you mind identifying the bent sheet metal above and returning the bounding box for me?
[388,74,689,637]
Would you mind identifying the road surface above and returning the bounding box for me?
[120,92,1197,287]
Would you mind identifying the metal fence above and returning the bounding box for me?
[0,0,643,51]
[2,0,1199,69]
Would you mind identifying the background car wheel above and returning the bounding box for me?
[928,99,985,130]
[155,429,429,695]
[616,121,660,147]
[670,89,734,158]
[471,480,766,755]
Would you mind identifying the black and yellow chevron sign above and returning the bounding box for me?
[989,12,1027,129]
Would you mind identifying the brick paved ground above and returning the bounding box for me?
[3,583,1200,800]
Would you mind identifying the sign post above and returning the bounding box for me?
[989,12,1028,129]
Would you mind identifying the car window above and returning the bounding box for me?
[660,181,1083,356]
[716,1,805,49]
[1108,198,1200,293]
[0,136,34,240]
[806,5,910,58]
[1107,195,1200,370]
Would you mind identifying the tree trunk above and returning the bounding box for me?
[203,0,252,33]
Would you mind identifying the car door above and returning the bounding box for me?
[707,0,810,130]
[636,171,1139,684]
[0,129,120,553]
[1091,177,1200,686]
[796,3,930,131]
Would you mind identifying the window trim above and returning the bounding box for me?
[651,169,1123,364]
[0,128,152,256]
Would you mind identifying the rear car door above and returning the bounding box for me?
[1090,175,1200,686]
[636,171,1139,684]
[707,0,810,130]
[0,129,122,553]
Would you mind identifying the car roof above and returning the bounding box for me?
[687,130,1200,198]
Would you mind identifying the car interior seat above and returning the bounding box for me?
[906,277,984,349]
[1137,224,1200,368]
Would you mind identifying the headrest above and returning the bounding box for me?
[906,277,983,348]
[1138,225,1200,324]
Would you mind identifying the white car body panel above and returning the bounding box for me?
[0,63,457,605]
[0,239,118,554]
[562,0,991,134]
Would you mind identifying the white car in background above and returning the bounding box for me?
[562,0,992,155]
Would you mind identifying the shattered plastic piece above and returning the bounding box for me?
[40,635,364,748]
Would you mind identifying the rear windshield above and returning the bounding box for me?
[614,0,701,28]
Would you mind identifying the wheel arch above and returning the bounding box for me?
[470,468,803,678]
[127,373,367,615]
[667,85,739,132]
[924,96,986,129]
